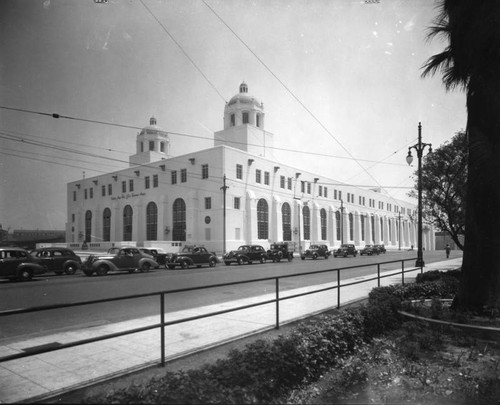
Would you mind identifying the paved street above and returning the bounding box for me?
[0,257,462,403]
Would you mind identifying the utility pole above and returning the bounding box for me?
[221,174,229,255]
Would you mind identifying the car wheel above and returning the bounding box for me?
[237,257,244,265]
[275,256,281,263]
[301,256,305,260]
[312,253,318,260]
[324,254,328,259]
[64,264,77,275]
[224,261,231,266]
[260,257,265,264]
[18,269,33,281]
[96,264,109,276]
[209,258,216,267]
[140,263,151,273]
[181,261,189,269]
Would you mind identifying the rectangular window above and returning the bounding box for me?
[171,171,177,184]
[122,181,126,193]
[90,188,93,199]
[231,114,235,126]
[129,180,134,192]
[334,189,338,200]
[145,176,150,189]
[307,182,311,194]
[339,191,342,201]
[301,181,305,193]
[202,164,209,179]
[160,142,165,152]
[234,197,240,209]
[153,174,158,187]
[324,187,328,198]
[108,184,112,195]
[205,197,211,209]
[242,111,249,124]
[73,191,76,201]
[149,140,154,151]
[264,171,270,185]
[72,214,75,222]
[181,169,187,183]
[319,185,322,197]
[256,169,261,183]
[236,164,243,179]
[102,185,106,196]
[84,189,88,200]
[280,175,285,188]
[287,177,292,190]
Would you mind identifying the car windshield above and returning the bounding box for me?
[310,245,319,249]
[238,246,249,251]
[365,245,373,248]
[341,244,349,248]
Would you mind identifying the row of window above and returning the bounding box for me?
[81,199,410,244]
[140,140,167,153]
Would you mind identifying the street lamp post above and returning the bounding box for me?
[406,122,432,268]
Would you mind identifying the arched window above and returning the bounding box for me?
[102,208,111,242]
[282,202,291,241]
[320,208,327,240]
[257,199,269,239]
[361,215,365,241]
[85,210,92,242]
[303,205,310,240]
[380,218,384,241]
[123,205,133,241]
[349,213,354,241]
[173,198,186,241]
[146,202,158,241]
[371,215,375,242]
[335,211,341,241]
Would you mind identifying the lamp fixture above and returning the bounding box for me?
[274,166,280,173]
[295,172,301,178]
[134,170,140,177]
[92,180,98,185]
[164,226,170,234]
[314,178,319,183]
[112,175,118,181]
[75,184,80,189]
[189,158,196,165]
[159,165,166,171]
[248,159,254,165]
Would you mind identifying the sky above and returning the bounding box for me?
[0,0,467,231]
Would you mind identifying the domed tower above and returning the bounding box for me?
[129,116,170,166]
[214,82,274,158]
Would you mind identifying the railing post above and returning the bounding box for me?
[160,293,165,367]
[377,264,381,287]
[275,278,280,329]
[402,260,405,285]
[337,268,341,309]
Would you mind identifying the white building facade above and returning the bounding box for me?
[66,83,434,254]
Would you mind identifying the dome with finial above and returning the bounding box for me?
[227,82,262,108]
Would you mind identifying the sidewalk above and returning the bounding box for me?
[0,258,462,403]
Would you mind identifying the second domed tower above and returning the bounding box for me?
[215,82,274,158]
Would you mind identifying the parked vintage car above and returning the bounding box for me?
[31,247,82,275]
[301,244,330,260]
[359,244,380,256]
[139,247,170,267]
[165,245,218,269]
[267,242,294,262]
[374,244,386,253]
[223,245,268,265]
[333,244,358,258]
[0,247,47,281]
[82,247,159,276]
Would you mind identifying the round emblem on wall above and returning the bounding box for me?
[205,216,211,224]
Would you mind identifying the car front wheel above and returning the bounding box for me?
[64,264,77,275]
[141,263,151,273]
[180,261,189,269]
[209,258,217,267]
[237,257,244,265]
[96,264,109,276]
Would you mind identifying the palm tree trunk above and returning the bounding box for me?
[456,79,500,312]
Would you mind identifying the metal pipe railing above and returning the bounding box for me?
[0,258,418,364]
